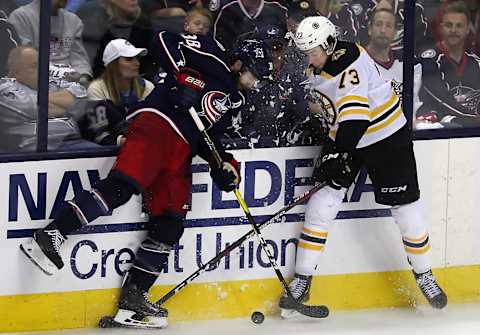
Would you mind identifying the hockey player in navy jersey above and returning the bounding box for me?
[417,1,480,128]
[19,32,273,329]
[278,16,447,317]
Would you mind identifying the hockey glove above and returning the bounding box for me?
[313,151,355,189]
[176,67,205,111]
[210,157,241,192]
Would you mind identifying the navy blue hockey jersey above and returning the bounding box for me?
[418,44,480,126]
[129,31,245,156]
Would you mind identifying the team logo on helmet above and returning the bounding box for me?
[312,22,320,29]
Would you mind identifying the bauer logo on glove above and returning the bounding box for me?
[210,160,241,192]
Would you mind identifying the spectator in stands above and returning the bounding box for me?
[0,46,97,152]
[142,0,202,33]
[88,39,153,105]
[77,0,156,80]
[9,0,92,86]
[83,39,154,146]
[366,8,403,84]
[309,0,358,42]
[428,0,479,54]
[0,13,19,78]
[353,0,429,56]
[417,0,480,128]
[213,0,287,51]
[184,7,213,35]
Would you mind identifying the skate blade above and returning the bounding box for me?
[19,239,59,276]
[280,308,302,319]
[99,310,168,329]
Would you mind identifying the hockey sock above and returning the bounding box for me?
[295,186,345,275]
[130,237,172,291]
[391,200,432,274]
[296,224,328,275]
[126,267,159,293]
[48,189,110,236]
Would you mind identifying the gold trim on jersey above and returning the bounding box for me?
[338,109,371,123]
[366,106,402,134]
[335,95,371,123]
[371,91,399,120]
[335,95,369,107]
[328,90,405,147]
[320,72,333,79]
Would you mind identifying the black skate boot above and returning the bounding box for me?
[279,273,312,318]
[105,282,168,329]
[19,227,66,275]
[414,270,448,309]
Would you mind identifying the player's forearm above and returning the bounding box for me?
[335,120,370,152]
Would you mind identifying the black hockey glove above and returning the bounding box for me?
[312,151,355,189]
[176,67,205,111]
[210,154,241,192]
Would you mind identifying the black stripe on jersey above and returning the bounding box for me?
[322,41,361,77]
[403,236,429,249]
[338,102,370,113]
[300,233,327,245]
[370,99,401,126]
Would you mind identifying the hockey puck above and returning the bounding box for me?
[251,311,265,324]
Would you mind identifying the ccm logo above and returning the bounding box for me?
[186,76,205,88]
[381,185,408,193]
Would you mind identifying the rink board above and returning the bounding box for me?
[1,140,480,332]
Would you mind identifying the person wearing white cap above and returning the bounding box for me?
[87,39,154,108]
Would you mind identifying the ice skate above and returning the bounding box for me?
[99,282,168,329]
[19,228,66,276]
[279,273,312,319]
[414,270,448,309]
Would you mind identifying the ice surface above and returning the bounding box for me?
[5,303,480,335]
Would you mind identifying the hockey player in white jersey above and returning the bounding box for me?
[278,16,447,316]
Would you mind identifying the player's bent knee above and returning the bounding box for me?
[305,186,346,227]
[132,215,185,275]
[391,199,427,236]
[148,214,185,247]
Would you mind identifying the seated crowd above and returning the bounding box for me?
[0,0,479,153]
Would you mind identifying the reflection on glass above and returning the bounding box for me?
[415,0,480,130]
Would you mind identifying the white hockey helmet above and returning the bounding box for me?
[294,16,337,55]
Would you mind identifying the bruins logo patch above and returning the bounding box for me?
[331,49,346,61]
[310,89,337,126]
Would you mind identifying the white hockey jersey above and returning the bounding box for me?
[304,41,406,149]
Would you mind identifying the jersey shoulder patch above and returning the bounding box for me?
[421,49,437,59]
[322,41,360,77]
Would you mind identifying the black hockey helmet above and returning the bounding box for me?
[256,24,287,52]
[232,38,274,82]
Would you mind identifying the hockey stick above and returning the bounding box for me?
[185,107,329,318]
[156,180,326,306]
